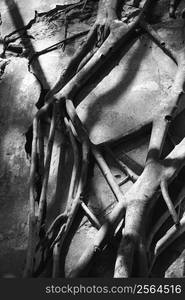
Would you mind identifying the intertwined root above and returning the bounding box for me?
[23,0,185,278]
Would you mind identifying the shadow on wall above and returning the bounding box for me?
[77,36,149,135]
[0,0,51,277]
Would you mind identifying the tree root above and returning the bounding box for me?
[24,0,185,278]
[103,145,139,182]
[151,213,185,270]
[139,19,177,64]
[147,184,185,251]
[52,140,90,277]
[160,179,179,226]
[29,30,89,64]
[37,104,57,230]
[69,138,185,277]
[169,0,182,18]
[65,98,127,204]
[44,0,154,104]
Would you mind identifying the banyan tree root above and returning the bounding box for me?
[51,120,90,277]
[67,138,185,278]
[43,118,81,247]
[169,0,182,18]
[24,0,185,278]
[44,0,154,103]
[103,145,140,182]
[63,16,185,278]
[113,20,185,278]
[31,118,99,277]
[149,210,185,275]
[147,184,185,252]
[52,140,90,277]
[23,104,57,277]
[65,98,127,205]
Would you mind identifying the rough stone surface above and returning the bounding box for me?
[0,57,40,276]
[0,0,185,278]
[0,0,78,36]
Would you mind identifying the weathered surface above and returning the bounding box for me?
[77,21,185,144]
[0,0,79,36]
[0,57,40,276]
[0,0,185,278]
